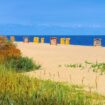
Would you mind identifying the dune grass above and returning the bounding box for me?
[64,61,105,74]
[0,65,105,105]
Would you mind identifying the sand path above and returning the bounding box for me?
[17,42,105,95]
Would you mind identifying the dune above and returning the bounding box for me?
[17,42,105,95]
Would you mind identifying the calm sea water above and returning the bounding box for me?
[5,35,105,47]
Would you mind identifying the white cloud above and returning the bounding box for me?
[37,23,104,29]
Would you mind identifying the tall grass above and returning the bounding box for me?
[0,65,105,105]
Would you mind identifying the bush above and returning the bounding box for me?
[0,36,41,72]
[5,57,41,72]
[0,37,21,63]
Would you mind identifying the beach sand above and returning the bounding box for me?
[17,42,105,95]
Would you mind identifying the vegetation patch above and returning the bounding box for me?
[5,57,41,72]
[64,61,105,74]
[0,67,105,105]
[0,37,21,63]
[0,36,41,72]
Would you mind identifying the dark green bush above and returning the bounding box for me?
[5,57,41,72]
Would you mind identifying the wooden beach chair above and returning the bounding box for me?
[41,37,44,43]
[50,37,57,45]
[65,38,70,45]
[10,36,15,42]
[33,37,39,44]
[94,38,101,47]
[23,37,29,43]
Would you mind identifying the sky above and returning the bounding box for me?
[0,0,105,35]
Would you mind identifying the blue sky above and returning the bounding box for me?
[0,0,105,35]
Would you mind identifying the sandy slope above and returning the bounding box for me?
[17,42,105,95]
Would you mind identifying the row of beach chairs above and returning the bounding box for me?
[1,36,102,46]
[10,36,70,45]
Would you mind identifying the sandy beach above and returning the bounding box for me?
[17,42,105,95]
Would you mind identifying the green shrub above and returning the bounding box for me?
[5,57,41,72]
[0,37,41,72]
